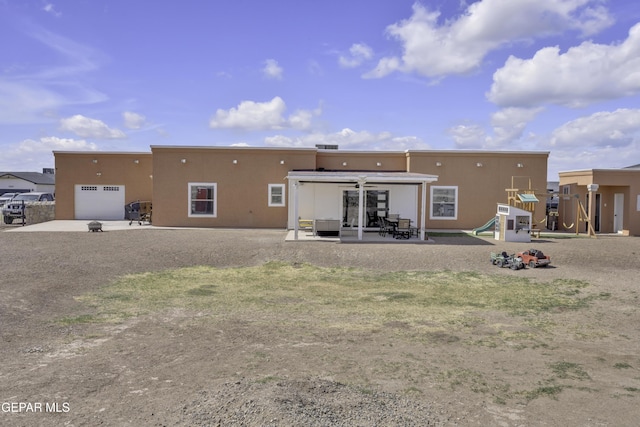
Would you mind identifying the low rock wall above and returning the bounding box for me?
[24,202,56,225]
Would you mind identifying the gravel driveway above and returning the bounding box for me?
[1,228,639,426]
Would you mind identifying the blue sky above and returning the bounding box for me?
[2,0,640,180]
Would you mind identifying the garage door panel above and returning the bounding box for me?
[75,185,125,220]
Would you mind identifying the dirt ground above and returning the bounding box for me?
[1,227,639,426]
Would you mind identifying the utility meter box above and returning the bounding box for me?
[495,204,532,243]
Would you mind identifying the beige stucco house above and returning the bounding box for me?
[54,146,549,239]
[558,166,640,236]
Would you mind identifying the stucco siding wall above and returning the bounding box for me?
[316,151,406,171]
[409,151,548,229]
[53,152,153,219]
[151,147,316,228]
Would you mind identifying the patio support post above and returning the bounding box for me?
[420,180,427,240]
[357,177,365,240]
[293,180,299,240]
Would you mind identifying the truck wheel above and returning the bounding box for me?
[496,259,504,268]
[529,261,537,268]
[4,216,13,224]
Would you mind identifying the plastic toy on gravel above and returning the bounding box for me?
[490,251,525,270]
[517,249,551,268]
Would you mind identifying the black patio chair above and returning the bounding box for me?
[378,217,393,237]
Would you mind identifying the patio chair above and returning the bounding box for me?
[394,219,412,239]
[366,212,378,227]
[378,217,392,236]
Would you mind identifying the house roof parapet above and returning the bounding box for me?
[53,151,151,156]
[150,145,317,152]
[559,168,640,176]
[287,170,438,184]
[406,150,549,156]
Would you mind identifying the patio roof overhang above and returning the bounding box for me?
[287,171,438,185]
[287,171,439,241]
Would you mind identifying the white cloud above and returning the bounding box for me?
[367,0,613,79]
[28,27,106,80]
[23,136,98,152]
[262,59,283,80]
[123,111,147,129]
[488,23,640,108]
[363,57,402,79]
[288,110,314,131]
[60,115,126,139]
[210,97,286,130]
[0,26,107,125]
[0,80,63,124]
[43,3,61,17]
[548,140,640,177]
[209,97,319,131]
[307,59,323,76]
[447,107,542,149]
[550,108,640,148]
[265,128,429,151]
[339,43,374,68]
[487,107,544,147]
[448,123,487,149]
[0,136,97,170]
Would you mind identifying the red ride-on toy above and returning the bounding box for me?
[517,249,551,268]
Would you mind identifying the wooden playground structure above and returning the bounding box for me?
[505,176,596,238]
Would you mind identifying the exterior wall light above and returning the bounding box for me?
[134,159,140,164]
[233,159,238,164]
[476,162,483,167]
[342,162,347,166]
[435,161,442,167]
[181,158,187,164]
[376,162,382,167]
[92,159,98,164]
[280,160,285,165]
[96,172,102,176]
[517,163,524,168]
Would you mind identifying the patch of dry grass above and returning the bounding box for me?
[70,261,590,329]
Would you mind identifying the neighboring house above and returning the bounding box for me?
[0,170,56,195]
[546,181,560,214]
[54,146,549,239]
[558,167,640,236]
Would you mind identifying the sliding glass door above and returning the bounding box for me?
[342,190,389,227]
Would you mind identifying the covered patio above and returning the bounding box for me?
[284,228,435,243]
[287,171,438,241]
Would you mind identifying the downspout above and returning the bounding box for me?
[420,180,427,240]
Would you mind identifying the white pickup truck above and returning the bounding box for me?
[2,192,55,224]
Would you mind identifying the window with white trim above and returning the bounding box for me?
[188,183,217,217]
[268,184,285,207]
[430,186,458,220]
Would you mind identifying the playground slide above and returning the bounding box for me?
[472,217,496,235]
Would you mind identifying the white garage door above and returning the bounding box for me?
[75,185,125,220]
